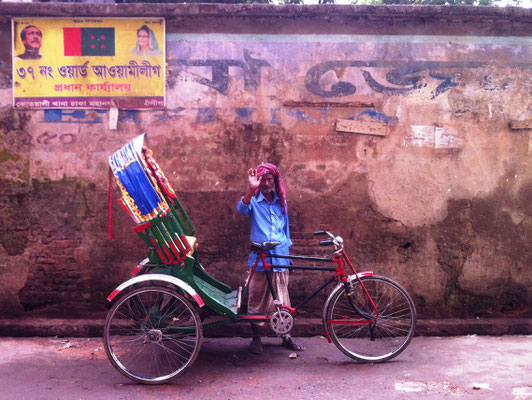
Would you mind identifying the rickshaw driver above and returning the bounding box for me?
[237,163,304,354]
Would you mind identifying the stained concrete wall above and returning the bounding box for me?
[0,4,530,322]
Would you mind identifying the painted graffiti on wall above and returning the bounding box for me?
[168,49,269,95]
[36,131,77,145]
[169,49,472,99]
[304,61,485,99]
[167,37,531,102]
[172,55,474,99]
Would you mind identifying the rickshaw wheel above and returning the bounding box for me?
[104,285,203,384]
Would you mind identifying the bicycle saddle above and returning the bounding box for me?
[250,240,281,252]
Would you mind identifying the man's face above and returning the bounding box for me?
[259,173,275,195]
[22,26,42,51]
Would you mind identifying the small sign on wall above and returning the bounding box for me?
[12,17,166,109]
[509,120,532,130]
[405,125,463,149]
[335,119,387,137]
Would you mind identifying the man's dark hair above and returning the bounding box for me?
[20,25,41,41]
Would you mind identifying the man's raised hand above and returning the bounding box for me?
[248,168,261,190]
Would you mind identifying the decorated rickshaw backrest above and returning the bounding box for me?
[109,134,195,264]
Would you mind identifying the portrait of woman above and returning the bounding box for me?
[132,25,162,57]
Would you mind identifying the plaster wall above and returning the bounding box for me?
[0,4,530,321]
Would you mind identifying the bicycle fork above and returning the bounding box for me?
[343,280,377,341]
[336,255,379,341]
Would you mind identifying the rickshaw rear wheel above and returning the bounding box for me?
[104,285,203,384]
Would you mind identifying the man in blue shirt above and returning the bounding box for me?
[237,163,303,354]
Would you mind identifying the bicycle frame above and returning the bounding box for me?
[238,249,379,326]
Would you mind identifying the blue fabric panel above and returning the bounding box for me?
[116,160,161,216]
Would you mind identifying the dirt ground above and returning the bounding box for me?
[0,335,531,400]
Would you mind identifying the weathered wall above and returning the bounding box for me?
[0,4,530,321]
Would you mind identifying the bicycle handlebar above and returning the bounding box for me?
[314,231,345,253]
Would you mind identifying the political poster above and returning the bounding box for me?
[12,18,165,109]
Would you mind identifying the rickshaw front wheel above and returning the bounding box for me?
[104,285,203,384]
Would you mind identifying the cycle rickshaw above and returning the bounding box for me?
[104,134,417,384]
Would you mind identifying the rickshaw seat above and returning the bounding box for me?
[193,276,239,314]
[167,255,238,317]
[250,240,281,252]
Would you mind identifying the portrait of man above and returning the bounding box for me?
[16,25,43,60]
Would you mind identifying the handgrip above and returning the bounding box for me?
[319,239,334,246]
[314,230,328,236]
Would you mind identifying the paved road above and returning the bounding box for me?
[1,335,531,400]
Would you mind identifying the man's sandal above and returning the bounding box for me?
[282,337,304,351]
[249,340,263,354]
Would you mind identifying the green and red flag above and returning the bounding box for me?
[63,27,115,56]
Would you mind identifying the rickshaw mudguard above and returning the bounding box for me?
[106,273,205,307]
[323,271,374,310]
[321,271,374,341]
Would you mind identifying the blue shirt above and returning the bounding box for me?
[237,192,293,271]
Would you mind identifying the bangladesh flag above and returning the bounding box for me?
[64,27,115,56]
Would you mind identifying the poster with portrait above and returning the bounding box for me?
[12,18,165,109]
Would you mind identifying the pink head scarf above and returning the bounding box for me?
[255,162,287,214]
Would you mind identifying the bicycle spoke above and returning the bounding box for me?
[155,340,194,364]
